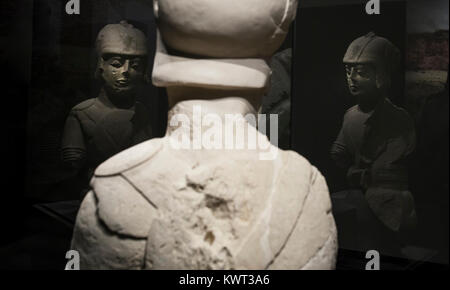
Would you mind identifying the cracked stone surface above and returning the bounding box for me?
[71,99,338,270]
[71,192,147,270]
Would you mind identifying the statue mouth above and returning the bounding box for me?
[349,84,359,93]
[116,80,130,88]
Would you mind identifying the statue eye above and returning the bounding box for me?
[109,57,124,68]
[357,69,369,78]
[131,62,142,70]
[110,61,122,68]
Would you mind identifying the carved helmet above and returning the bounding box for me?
[343,32,401,89]
[152,0,298,91]
[95,21,148,80]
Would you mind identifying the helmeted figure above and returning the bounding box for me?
[61,21,153,191]
[331,32,417,255]
[71,0,337,270]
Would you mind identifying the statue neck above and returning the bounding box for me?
[165,97,266,149]
[166,86,263,111]
[164,94,277,160]
[100,87,136,109]
[357,92,385,113]
[166,97,257,134]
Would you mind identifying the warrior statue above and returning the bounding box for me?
[61,21,153,195]
[331,32,417,255]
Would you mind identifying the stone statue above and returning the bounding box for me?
[61,21,153,190]
[331,32,417,254]
[71,0,337,270]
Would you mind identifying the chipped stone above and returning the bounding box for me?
[70,192,147,270]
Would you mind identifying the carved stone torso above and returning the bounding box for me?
[61,90,153,172]
[71,99,337,270]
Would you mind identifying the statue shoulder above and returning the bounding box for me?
[88,174,158,239]
[343,105,359,119]
[261,149,335,269]
[95,138,164,177]
[280,150,311,168]
[386,99,414,124]
[71,98,96,112]
[71,190,149,269]
[278,150,326,188]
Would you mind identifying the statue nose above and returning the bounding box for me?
[347,68,357,80]
[121,60,130,75]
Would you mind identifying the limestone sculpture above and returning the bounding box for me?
[71,0,338,270]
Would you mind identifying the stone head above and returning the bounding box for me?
[95,21,149,99]
[343,32,401,99]
[151,0,299,97]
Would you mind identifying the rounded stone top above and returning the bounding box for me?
[155,0,298,58]
[343,32,400,69]
[95,138,162,177]
[96,20,148,56]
